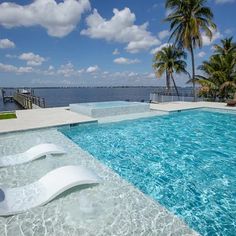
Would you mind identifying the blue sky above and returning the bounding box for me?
[0,0,235,87]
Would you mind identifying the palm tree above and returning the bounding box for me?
[214,37,236,56]
[165,0,216,101]
[195,55,223,100]
[196,38,236,100]
[153,45,187,98]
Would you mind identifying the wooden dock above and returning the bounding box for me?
[1,89,45,109]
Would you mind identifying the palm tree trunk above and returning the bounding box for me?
[190,43,196,102]
[170,73,180,99]
[166,70,170,95]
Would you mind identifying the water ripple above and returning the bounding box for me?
[61,109,236,235]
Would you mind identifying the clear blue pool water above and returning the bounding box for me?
[60,109,236,236]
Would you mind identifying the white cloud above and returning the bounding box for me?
[48,65,54,71]
[86,65,99,73]
[42,65,55,76]
[114,57,140,64]
[81,8,160,53]
[57,62,76,77]
[0,62,33,73]
[128,72,138,77]
[113,48,120,55]
[40,63,100,77]
[224,28,233,34]
[145,73,156,79]
[5,54,17,58]
[150,43,171,54]
[78,69,85,73]
[0,61,190,86]
[0,0,91,37]
[215,0,235,4]
[158,30,170,40]
[202,28,222,46]
[19,52,45,66]
[0,63,17,73]
[0,38,15,48]
[197,51,206,58]
[17,66,33,73]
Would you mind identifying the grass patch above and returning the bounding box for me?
[0,112,17,120]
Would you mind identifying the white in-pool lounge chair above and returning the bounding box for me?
[0,165,100,216]
[0,143,66,167]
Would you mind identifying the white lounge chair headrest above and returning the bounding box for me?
[0,143,66,167]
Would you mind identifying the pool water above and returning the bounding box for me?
[60,109,236,235]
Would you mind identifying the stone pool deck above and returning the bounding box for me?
[0,107,96,134]
[150,101,236,112]
[0,101,236,134]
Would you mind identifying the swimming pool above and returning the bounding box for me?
[60,109,236,235]
[69,101,150,117]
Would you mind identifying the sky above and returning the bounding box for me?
[0,0,236,87]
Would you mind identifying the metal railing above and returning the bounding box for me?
[150,91,205,103]
[149,93,229,103]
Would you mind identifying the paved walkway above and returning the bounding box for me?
[150,101,236,112]
[0,101,235,134]
[0,107,96,134]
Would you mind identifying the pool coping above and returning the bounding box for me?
[155,106,236,113]
[0,120,98,135]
